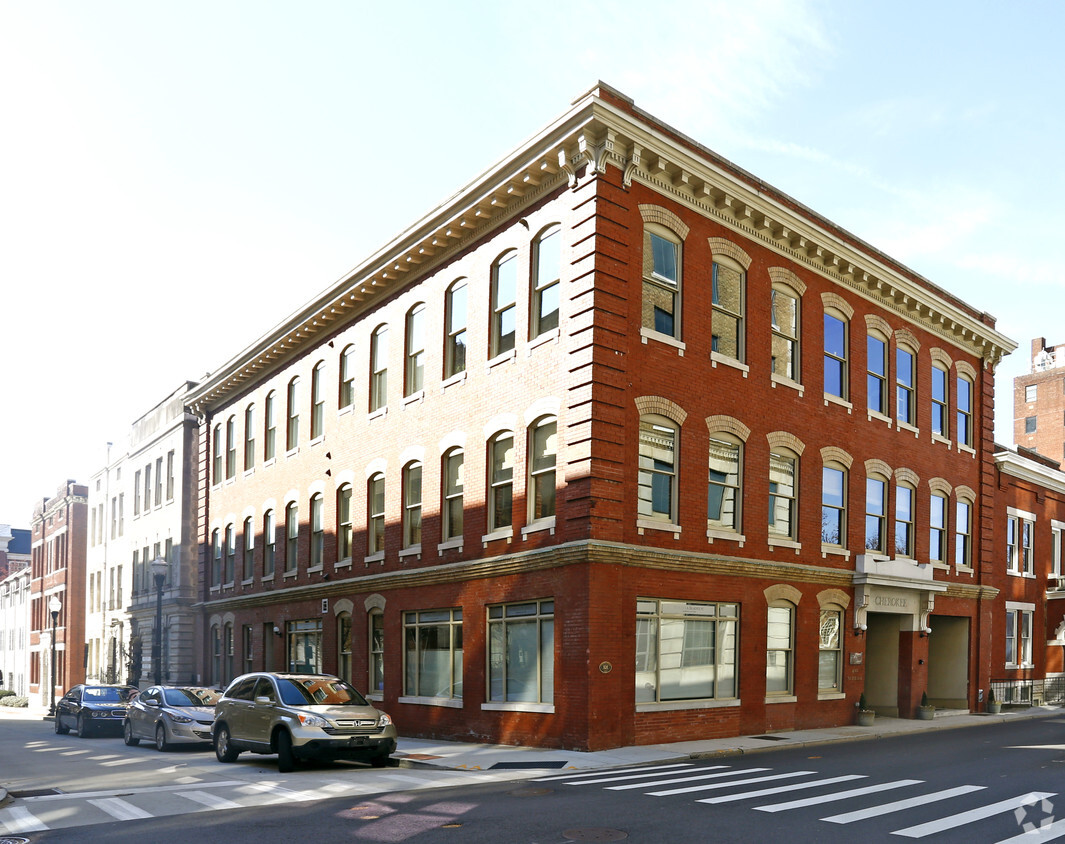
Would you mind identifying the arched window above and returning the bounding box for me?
[528,417,557,523]
[286,377,300,451]
[337,485,353,562]
[311,361,325,439]
[896,345,916,425]
[442,448,464,541]
[445,280,467,378]
[242,516,255,581]
[369,611,384,694]
[211,625,222,685]
[243,404,255,472]
[711,256,745,361]
[766,601,795,696]
[264,390,277,461]
[865,473,889,553]
[285,501,299,573]
[930,489,948,564]
[368,473,385,555]
[769,449,798,540]
[402,462,422,549]
[532,226,561,339]
[339,344,357,409]
[956,494,974,567]
[224,524,235,584]
[370,326,388,412]
[337,611,352,683]
[957,374,974,447]
[818,605,843,692]
[931,362,949,436]
[771,284,800,382]
[211,528,222,587]
[867,331,888,415]
[212,423,223,485]
[638,415,679,525]
[405,304,425,396]
[225,416,236,479]
[708,434,742,533]
[223,622,234,685]
[491,251,518,358]
[824,310,849,400]
[821,463,847,547]
[310,493,324,567]
[488,433,515,532]
[263,509,276,578]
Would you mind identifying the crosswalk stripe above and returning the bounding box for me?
[822,785,986,824]
[996,815,1065,843]
[87,797,154,821]
[698,774,866,805]
[892,791,1056,838]
[535,763,693,782]
[650,770,816,797]
[608,767,755,791]
[100,758,145,767]
[243,781,320,803]
[756,779,922,812]
[0,805,49,833]
[562,766,708,787]
[178,790,244,810]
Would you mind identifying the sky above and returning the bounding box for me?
[2,0,1063,524]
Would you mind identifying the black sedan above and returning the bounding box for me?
[54,684,138,738]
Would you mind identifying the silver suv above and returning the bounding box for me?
[212,672,397,772]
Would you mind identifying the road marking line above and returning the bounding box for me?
[892,792,1056,838]
[88,797,154,821]
[177,790,244,810]
[822,785,986,824]
[243,782,319,803]
[650,770,814,797]
[756,779,922,812]
[561,766,709,786]
[100,758,145,767]
[698,774,866,804]
[609,768,756,791]
[534,763,693,782]
[20,781,247,802]
[0,805,49,833]
[996,815,1065,843]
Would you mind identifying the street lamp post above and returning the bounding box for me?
[47,595,61,716]
[150,556,168,686]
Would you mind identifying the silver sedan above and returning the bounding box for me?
[123,686,221,751]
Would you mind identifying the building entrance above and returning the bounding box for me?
[927,615,969,708]
[865,612,900,716]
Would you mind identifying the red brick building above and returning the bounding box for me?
[1014,337,1065,465]
[29,481,89,710]
[186,83,1016,749]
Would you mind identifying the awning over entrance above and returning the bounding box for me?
[852,555,948,634]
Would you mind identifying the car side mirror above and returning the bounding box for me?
[254,696,273,705]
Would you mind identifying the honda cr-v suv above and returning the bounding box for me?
[212,672,397,772]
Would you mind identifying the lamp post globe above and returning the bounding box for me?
[149,556,168,686]
[47,595,62,717]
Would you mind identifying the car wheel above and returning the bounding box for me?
[214,724,240,763]
[78,714,91,738]
[123,720,140,746]
[370,751,389,769]
[276,730,297,773]
[54,714,69,735]
[155,723,171,752]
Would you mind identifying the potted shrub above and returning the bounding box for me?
[857,691,875,726]
[987,687,1002,714]
[917,690,935,720]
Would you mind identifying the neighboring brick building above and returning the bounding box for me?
[29,481,88,710]
[992,445,1065,706]
[1014,337,1065,464]
[0,525,31,694]
[185,83,1016,749]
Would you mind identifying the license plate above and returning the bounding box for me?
[348,736,368,746]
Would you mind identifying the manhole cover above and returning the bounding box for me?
[562,829,628,841]
[509,787,552,797]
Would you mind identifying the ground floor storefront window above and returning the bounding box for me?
[403,608,462,699]
[287,619,322,674]
[487,599,553,703]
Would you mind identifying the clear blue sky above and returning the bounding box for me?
[2,0,1062,523]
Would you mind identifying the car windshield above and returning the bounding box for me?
[84,687,135,703]
[163,687,222,707]
[276,677,369,707]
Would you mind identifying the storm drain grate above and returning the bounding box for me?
[490,760,569,769]
[750,735,789,741]
[9,788,63,798]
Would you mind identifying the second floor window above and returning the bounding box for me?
[931,365,948,436]
[244,405,255,471]
[339,344,356,409]
[226,417,236,479]
[711,260,744,361]
[337,485,353,562]
[707,436,741,533]
[638,418,677,525]
[368,473,385,555]
[895,484,914,557]
[528,418,557,522]
[442,449,464,541]
[824,312,848,400]
[768,451,797,540]
[867,334,887,414]
[896,347,915,425]
[489,434,515,532]
[642,228,680,338]
[957,376,973,447]
[770,287,799,381]
[263,509,276,578]
[311,363,325,439]
[865,477,887,553]
[310,494,324,567]
[405,304,425,396]
[532,226,561,338]
[930,493,948,563]
[491,252,517,358]
[445,280,467,378]
[285,502,299,572]
[242,516,254,580]
[821,465,846,546]
[955,499,972,567]
[403,463,422,548]
[264,391,277,461]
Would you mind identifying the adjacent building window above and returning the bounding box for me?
[134,469,142,515]
[263,509,276,578]
[957,376,973,447]
[368,473,385,555]
[896,347,915,425]
[369,611,385,694]
[1005,606,1033,667]
[824,312,848,399]
[895,483,915,557]
[1025,416,1037,434]
[488,433,515,533]
[444,280,468,378]
[1025,384,1038,402]
[711,259,744,361]
[707,436,742,533]
[264,391,277,461]
[638,417,678,525]
[770,286,800,382]
[286,377,300,451]
[337,485,353,562]
[370,326,388,412]
[955,499,972,567]
[768,450,798,540]
[491,252,518,359]
[531,226,561,339]
[311,362,325,439]
[242,516,254,580]
[442,449,464,541]
[929,493,948,564]
[285,502,299,573]
[821,465,846,546]
[528,417,557,523]
[403,608,463,699]
[310,494,324,568]
[405,304,425,396]
[488,599,554,703]
[642,227,681,338]
[244,405,255,471]
[155,456,163,503]
[403,462,423,549]
[1007,512,1034,575]
[339,344,357,410]
[931,365,948,436]
[818,608,842,692]
[865,476,888,553]
[766,603,795,696]
[635,599,738,703]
